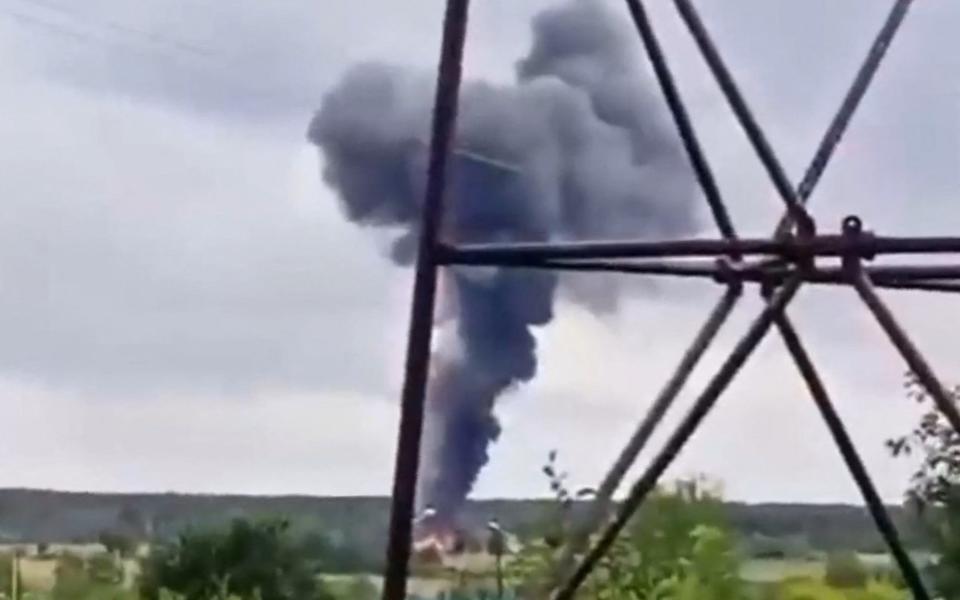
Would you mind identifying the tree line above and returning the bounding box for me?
[1,373,956,599]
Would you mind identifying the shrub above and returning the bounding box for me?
[330,576,378,600]
[98,531,137,558]
[824,552,868,589]
[52,554,134,600]
[866,563,905,590]
[139,517,334,600]
[777,576,846,600]
[775,576,904,600]
[87,552,123,584]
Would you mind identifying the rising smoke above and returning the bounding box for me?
[308,0,698,524]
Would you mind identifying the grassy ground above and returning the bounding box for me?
[17,558,57,592]
[326,573,497,598]
[7,555,140,599]
[741,558,826,583]
[8,555,909,599]
[324,557,894,596]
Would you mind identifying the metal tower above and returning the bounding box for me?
[381,1,957,598]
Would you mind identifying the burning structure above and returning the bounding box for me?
[412,507,516,571]
[412,506,458,558]
[308,0,697,532]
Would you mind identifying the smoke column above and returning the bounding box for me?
[308,0,698,525]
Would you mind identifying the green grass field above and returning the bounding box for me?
[5,553,918,599]
[740,557,827,583]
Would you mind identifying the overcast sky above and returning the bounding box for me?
[0,0,958,504]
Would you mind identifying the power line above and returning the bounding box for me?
[0,6,213,67]
[0,5,320,112]
[0,7,100,47]
[5,0,220,60]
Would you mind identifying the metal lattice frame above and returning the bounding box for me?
[381,1,959,598]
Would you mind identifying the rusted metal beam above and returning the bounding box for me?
[440,237,774,262]
[774,0,915,238]
[395,1,937,598]
[441,234,960,266]
[781,264,960,281]
[543,0,747,588]
[870,280,960,294]
[546,1,925,593]
[847,257,960,436]
[552,277,802,600]
[381,0,471,597]
[624,0,737,245]
[546,284,742,590]
[672,0,814,235]
[531,258,960,284]
[774,312,932,599]
[526,258,727,280]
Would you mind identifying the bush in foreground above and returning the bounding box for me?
[139,518,333,600]
[771,576,904,600]
[824,552,868,589]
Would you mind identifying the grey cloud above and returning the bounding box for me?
[0,0,956,502]
[6,0,955,223]
[0,81,403,397]
[0,0,443,120]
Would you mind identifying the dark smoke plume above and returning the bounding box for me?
[308,0,698,523]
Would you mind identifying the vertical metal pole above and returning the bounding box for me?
[382,1,471,598]
[774,313,932,599]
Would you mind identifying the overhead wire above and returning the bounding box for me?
[0,1,218,65]
[0,1,320,112]
[10,0,216,58]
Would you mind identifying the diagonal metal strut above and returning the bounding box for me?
[552,277,803,600]
[551,0,923,597]
[672,0,815,235]
[546,285,742,588]
[385,0,950,598]
[847,255,960,435]
[774,0,916,237]
[773,310,931,599]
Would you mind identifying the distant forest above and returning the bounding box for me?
[0,490,930,570]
